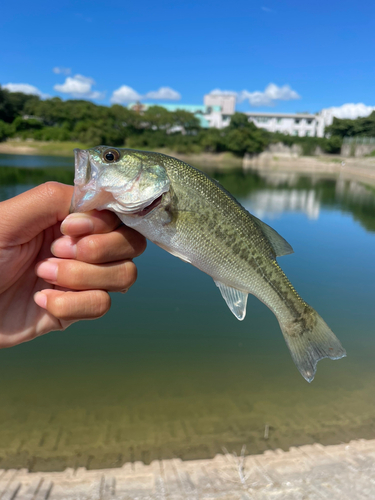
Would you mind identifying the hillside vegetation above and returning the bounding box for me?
[1,87,366,156]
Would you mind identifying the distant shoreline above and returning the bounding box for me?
[2,141,375,185]
[0,140,87,157]
[0,141,243,169]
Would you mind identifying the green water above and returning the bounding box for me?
[0,155,375,472]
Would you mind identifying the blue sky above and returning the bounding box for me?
[1,0,375,115]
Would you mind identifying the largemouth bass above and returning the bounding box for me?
[71,146,346,382]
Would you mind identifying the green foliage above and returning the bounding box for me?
[0,87,40,123]
[11,116,44,135]
[0,120,11,142]
[224,127,267,156]
[324,135,342,154]
[199,128,226,152]
[269,132,342,155]
[171,109,200,132]
[227,112,253,130]
[223,113,269,156]
[325,112,375,138]
[126,130,203,154]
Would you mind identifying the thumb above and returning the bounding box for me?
[0,182,74,246]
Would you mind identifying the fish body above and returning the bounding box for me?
[71,146,346,382]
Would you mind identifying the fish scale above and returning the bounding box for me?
[71,146,346,382]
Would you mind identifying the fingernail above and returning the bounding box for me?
[51,237,77,259]
[119,288,129,294]
[34,292,47,309]
[36,261,58,282]
[61,213,94,236]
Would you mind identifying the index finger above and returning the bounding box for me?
[61,210,122,237]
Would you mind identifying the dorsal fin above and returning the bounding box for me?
[251,215,294,257]
[215,281,248,320]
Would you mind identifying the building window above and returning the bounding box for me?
[276,118,282,123]
[306,131,310,137]
[307,119,312,125]
[294,130,299,136]
[294,118,300,124]
[257,117,269,123]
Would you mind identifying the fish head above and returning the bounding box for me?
[71,146,170,217]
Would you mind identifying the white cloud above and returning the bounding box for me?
[2,83,49,99]
[209,89,237,96]
[110,85,142,104]
[262,6,275,13]
[144,86,181,100]
[321,103,375,120]
[53,67,71,75]
[238,84,300,106]
[111,85,181,104]
[208,84,300,107]
[54,74,104,99]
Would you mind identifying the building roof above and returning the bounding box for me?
[245,112,318,119]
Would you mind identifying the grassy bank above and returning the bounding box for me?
[0,140,243,169]
[0,140,88,156]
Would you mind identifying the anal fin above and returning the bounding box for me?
[215,281,248,320]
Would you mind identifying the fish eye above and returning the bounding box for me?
[103,148,120,163]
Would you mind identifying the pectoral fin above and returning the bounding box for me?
[215,281,248,320]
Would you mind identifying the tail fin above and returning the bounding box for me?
[279,308,346,382]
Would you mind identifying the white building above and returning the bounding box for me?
[203,94,236,128]
[245,112,325,137]
[130,94,342,136]
[203,94,329,135]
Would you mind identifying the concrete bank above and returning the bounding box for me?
[0,438,374,499]
[243,152,375,186]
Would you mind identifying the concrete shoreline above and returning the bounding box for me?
[1,438,374,499]
[243,151,375,186]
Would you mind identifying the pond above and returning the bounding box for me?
[0,154,374,472]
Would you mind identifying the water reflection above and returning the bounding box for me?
[245,189,320,219]
[0,158,374,471]
[0,153,73,169]
[212,169,375,233]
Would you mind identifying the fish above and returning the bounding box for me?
[71,145,346,382]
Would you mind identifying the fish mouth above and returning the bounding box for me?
[132,194,164,216]
[71,147,168,216]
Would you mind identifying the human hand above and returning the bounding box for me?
[0,182,146,348]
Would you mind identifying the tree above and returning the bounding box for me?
[142,106,174,130]
[199,128,226,152]
[172,109,200,133]
[224,113,268,155]
[227,112,252,130]
[0,87,40,123]
[326,112,375,138]
[0,120,11,141]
